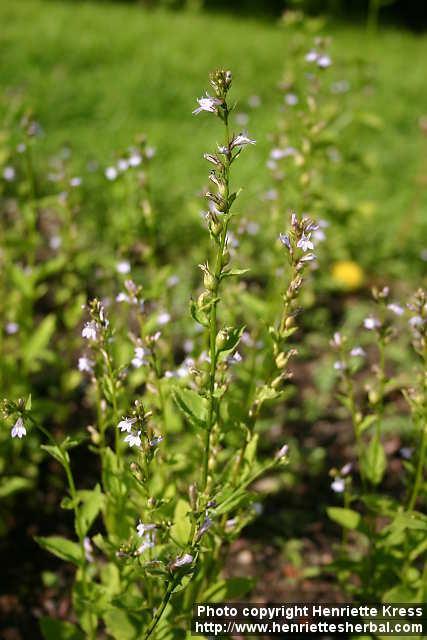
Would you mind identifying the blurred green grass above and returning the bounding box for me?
[1,0,427,278]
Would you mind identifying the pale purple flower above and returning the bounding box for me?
[409,316,423,328]
[285,93,298,106]
[193,93,222,115]
[270,147,296,160]
[124,430,142,448]
[17,143,26,153]
[105,166,118,181]
[341,463,353,476]
[83,537,94,563]
[350,347,366,357]
[297,233,314,252]
[3,166,16,181]
[116,292,130,303]
[5,322,19,335]
[279,233,291,251]
[172,553,193,568]
[78,356,94,373]
[235,112,249,126]
[116,260,131,274]
[299,253,316,263]
[305,50,318,63]
[146,146,156,159]
[317,55,332,69]
[157,312,171,326]
[334,360,346,371]
[149,435,164,447]
[363,316,381,331]
[117,158,129,172]
[331,332,342,347]
[137,533,155,554]
[197,516,213,539]
[230,132,256,149]
[11,417,26,439]
[136,522,156,537]
[331,477,345,493]
[275,443,289,460]
[70,176,82,187]
[387,303,404,316]
[118,417,137,433]
[49,235,62,250]
[248,94,261,108]
[132,346,148,368]
[400,447,413,460]
[167,275,179,287]
[263,189,278,201]
[82,321,98,341]
[128,152,142,167]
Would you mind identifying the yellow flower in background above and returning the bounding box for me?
[331,260,364,290]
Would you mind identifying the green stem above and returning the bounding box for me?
[143,577,178,640]
[408,423,427,511]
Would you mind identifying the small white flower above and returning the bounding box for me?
[341,463,353,476]
[331,477,345,493]
[5,322,19,335]
[105,166,118,181]
[172,553,193,569]
[231,132,256,149]
[149,435,164,447]
[3,166,16,182]
[78,356,94,373]
[363,316,381,331]
[387,303,404,316]
[116,292,130,303]
[132,346,148,368]
[11,417,26,439]
[128,152,142,167]
[317,54,332,68]
[350,347,365,357]
[116,260,131,274]
[124,430,142,448]
[248,94,261,108]
[183,339,194,353]
[192,94,221,115]
[279,233,291,251]
[334,360,346,371]
[167,275,179,287]
[49,235,62,250]
[82,321,98,341]
[331,332,342,347]
[157,312,171,326]
[146,146,156,159]
[137,533,155,554]
[118,417,137,433]
[297,232,314,252]
[305,50,318,62]
[83,537,94,563]
[275,443,289,460]
[235,112,249,126]
[263,189,278,201]
[117,158,129,172]
[70,176,82,187]
[409,316,423,328]
[285,93,298,106]
[136,522,156,537]
[17,143,26,153]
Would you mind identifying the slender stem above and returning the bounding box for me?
[143,577,178,640]
[408,423,427,511]
[201,113,231,495]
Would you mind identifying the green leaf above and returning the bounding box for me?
[221,268,250,280]
[216,325,245,357]
[361,434,387,486]
[243,434,258,469]
[357,414,377,435]
[170,499,192,547]
[41,443,67,466]
[0,476,33,498]
[172,387,208,430]
[77,484,104,537]
[40,618,84,640]
[202,577,255,602]
[327,507,361,530]
[24,314,56,364]
[103,607,139,640]
[35,536,82,565]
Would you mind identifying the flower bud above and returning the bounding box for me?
[203,271,216,291]
[221,250,230,267]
